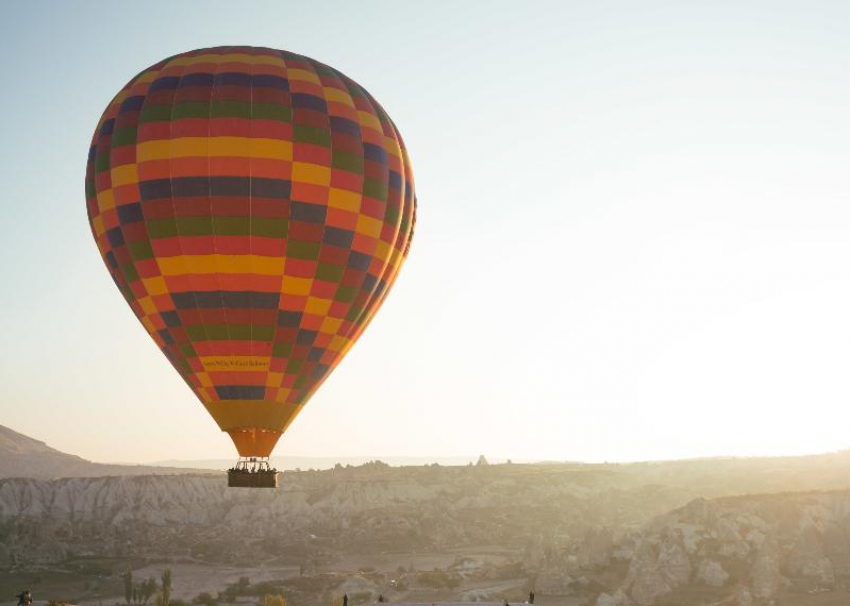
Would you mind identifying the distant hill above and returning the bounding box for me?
[0,423,204,479]
[152,454,516,471]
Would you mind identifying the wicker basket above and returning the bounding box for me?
[228,470,279,488]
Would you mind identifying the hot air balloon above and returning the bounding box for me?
[85,47,416,488]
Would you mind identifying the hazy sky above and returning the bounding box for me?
[1,1,848,464]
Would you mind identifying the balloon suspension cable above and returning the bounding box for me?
[227,457,279,488]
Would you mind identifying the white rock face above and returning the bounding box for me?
[750,543,783,600]
[715,518,750,559]
[596,589,631,606]
[658,539,692,585]
[745,528,766,548]
[696,559,729,587]
[623,537,691,605]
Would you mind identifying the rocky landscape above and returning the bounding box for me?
[2,425,850,605]
[589,490,850,605]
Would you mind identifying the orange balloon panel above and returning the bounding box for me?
[85,47,416,456]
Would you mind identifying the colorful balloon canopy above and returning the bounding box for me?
[85,46,416,457]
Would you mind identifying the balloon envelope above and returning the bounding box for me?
[85,47,416,457]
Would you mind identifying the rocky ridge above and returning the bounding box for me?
[0,463,691,569]
[0,424,199,480]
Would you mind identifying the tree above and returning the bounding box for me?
[162,568,172,606]
[192,593,216,606]
[140,578,158,604]
[124,568,134,605]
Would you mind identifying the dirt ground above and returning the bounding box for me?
[90,562,301,604]
[318,550,509,574]
[1,571,113,606]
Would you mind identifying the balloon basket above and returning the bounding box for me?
[227,457,279,489]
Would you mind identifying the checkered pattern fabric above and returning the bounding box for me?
[85,47,416,454]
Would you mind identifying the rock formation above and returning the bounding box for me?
[592,491,850,605]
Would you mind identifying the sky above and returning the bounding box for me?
[1,1,849,465]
